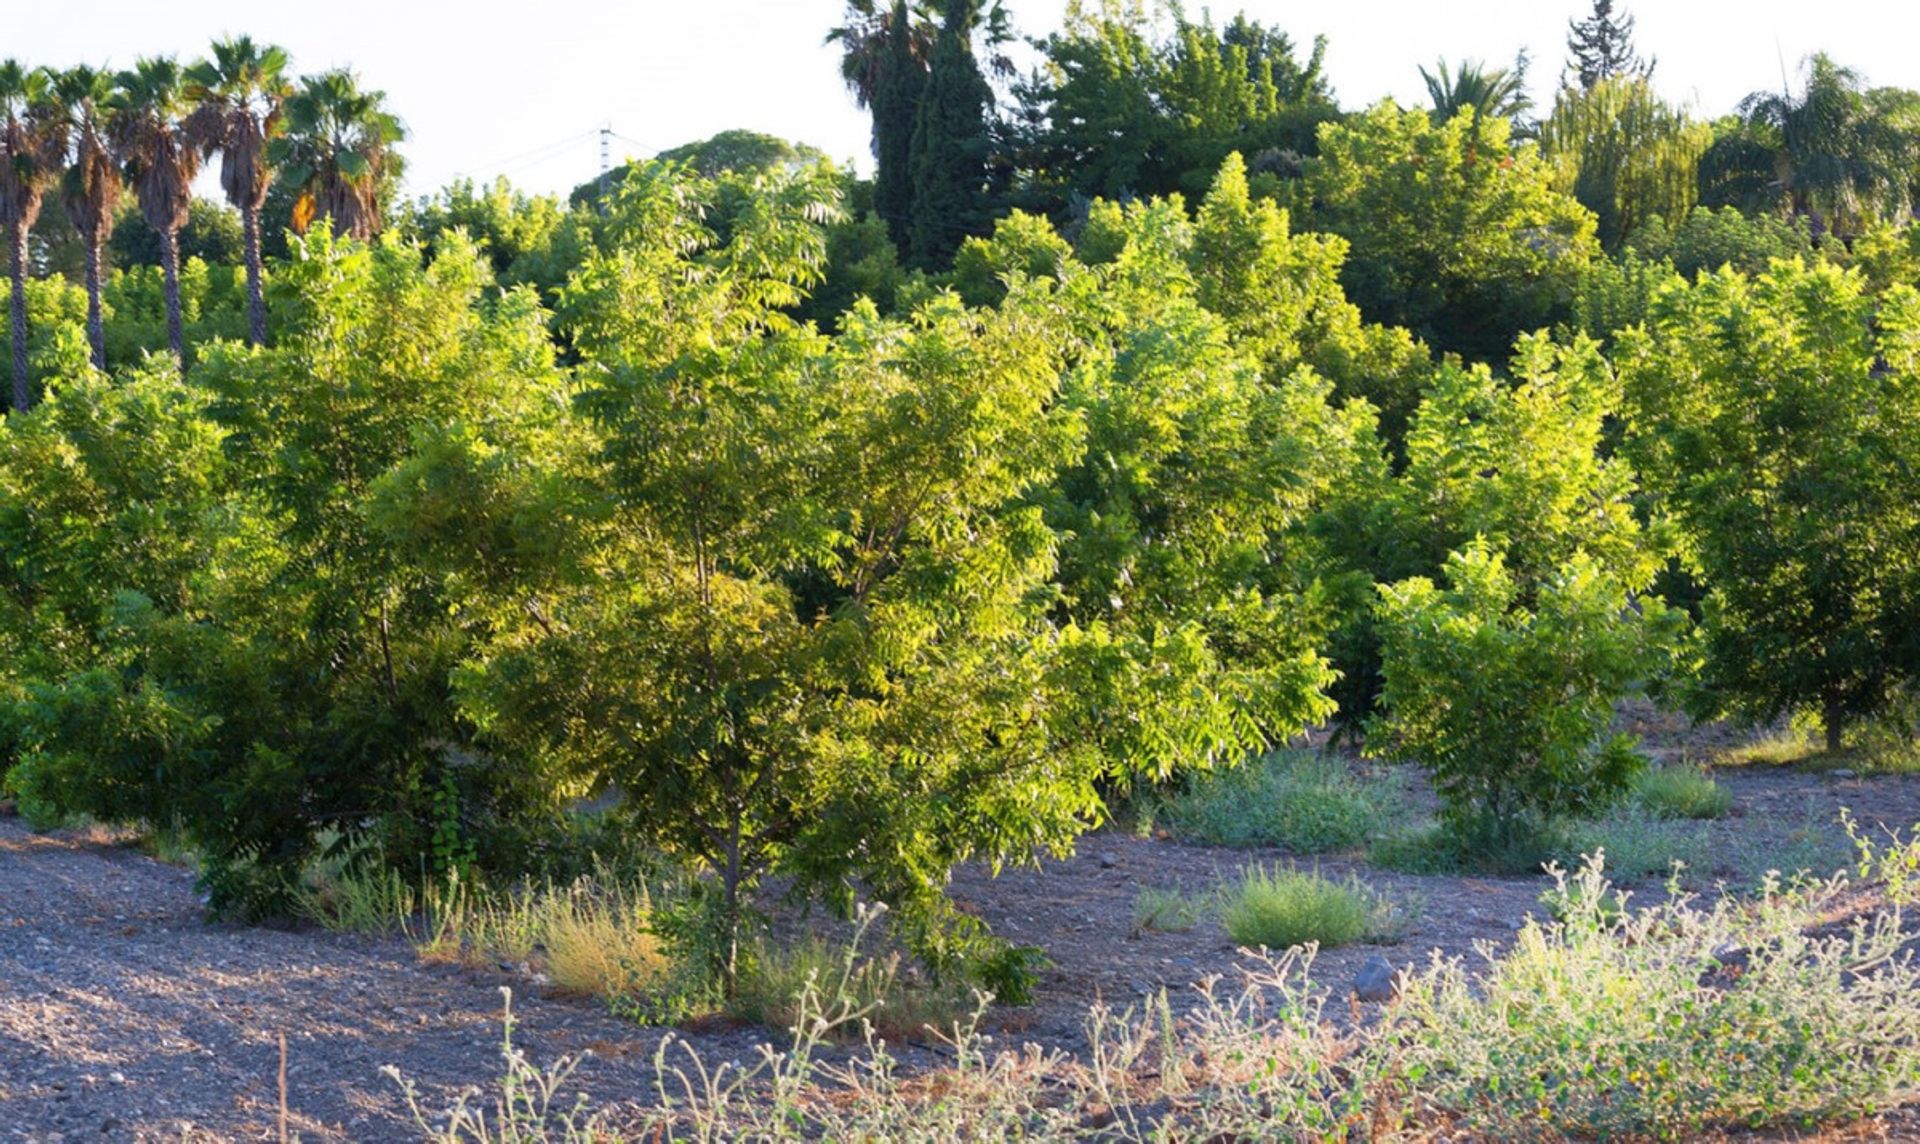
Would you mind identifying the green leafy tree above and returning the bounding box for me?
[0,345,234,801]
[402,176,575,297]
[1617,261,1920,751]
[269,69,405,240]
[1565,0,1651,91]
[1305,102,1600,362]
[1324,332,1660,732]
[51,66,121,371]
[1025,195,1370,773]
[1369,539,1680,841]
[0,61,62,410]
[100,255,248,366]
[1018,2,1335,206]
[655,129,826,178]
[184,36,290,345]
[110,56,202,367]
[14,230,568,911]
[1624,204,1817,278]
[464,161,1082,994]
[1538,76,1712,249]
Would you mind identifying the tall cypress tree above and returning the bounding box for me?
[1566,0,1651,90]
[871,0,923,250]
[907,0,994,269]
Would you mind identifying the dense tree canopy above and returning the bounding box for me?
[0,10,1917,1002]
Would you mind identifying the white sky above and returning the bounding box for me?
[11,1,1920,201]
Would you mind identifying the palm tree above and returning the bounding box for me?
[268,70,403,241]
[826,0,936,112]
[0,61,63,412]
[111,56,201,367]
[53,65,121,371]
[185,36,289,346]
[1421,55,1534,133]
[1701,54,1919,237]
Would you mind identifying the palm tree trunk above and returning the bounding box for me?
[160,224,184,368]
[10,221,30,413]
[84,227,106,372]
[243,205,266,346]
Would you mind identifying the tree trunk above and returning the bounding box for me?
[243,206,266,346]
[160,224,184,369]
[718,847,743,1001]
[83,227,106,372]
[1825,695,1845,755]
[10,221,29,413]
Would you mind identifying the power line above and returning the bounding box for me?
[449,128,599,181]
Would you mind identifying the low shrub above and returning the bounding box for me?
[1394,857,1920,1139]
[1146,750,1400,852]
[1631,764,1732,818]
[1559,811,1711,881]
[1219,865,1409,950]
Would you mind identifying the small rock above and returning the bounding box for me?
[1098,853,1120,869]
[1352,955,1402,1003]
[1831,768,1857,780]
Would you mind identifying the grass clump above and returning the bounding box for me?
[1146,750,1400,852]
[540,885,670,1001]
[1219,865,1409,950]
[1132,885,1206,933]
[1559,810,1711,881]
[729,926,968,1043]
[1370,814,1571,876]
[1631,764,1732,818]
[1373,807,1709,883]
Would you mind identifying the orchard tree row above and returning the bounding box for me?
[2,152,1917,994]
[0,2,1917,995]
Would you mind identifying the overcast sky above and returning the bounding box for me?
[12,1,1920,202]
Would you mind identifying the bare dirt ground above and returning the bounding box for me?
[6,716,1920,1141]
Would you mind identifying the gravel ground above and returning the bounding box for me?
[8,728,1920,1140]
[0,819,781,1142]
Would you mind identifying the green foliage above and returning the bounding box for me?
[1700,54,1920,236]
[1323,331,1662,732]
[1538,76,1712,249]
[907,0,997,267]
[1397,856,1920,1139]
[1219,864,1407,950]
[1018,3,1335,205]
[1368,540,1682,841]
[1305,103,1601,362]
[108,197,245,268]
[1617,260,1920,750]
[100,256,248,364]
[656,129,827,179]
[10,229,570,915]
[1631,764,1731,819]
[1419,56,1531,131]
[402,176,579,300]
[1626,204,1818,277]
[1146,750,1399,852]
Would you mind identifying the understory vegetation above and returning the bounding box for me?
[390,848,1920,1141]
